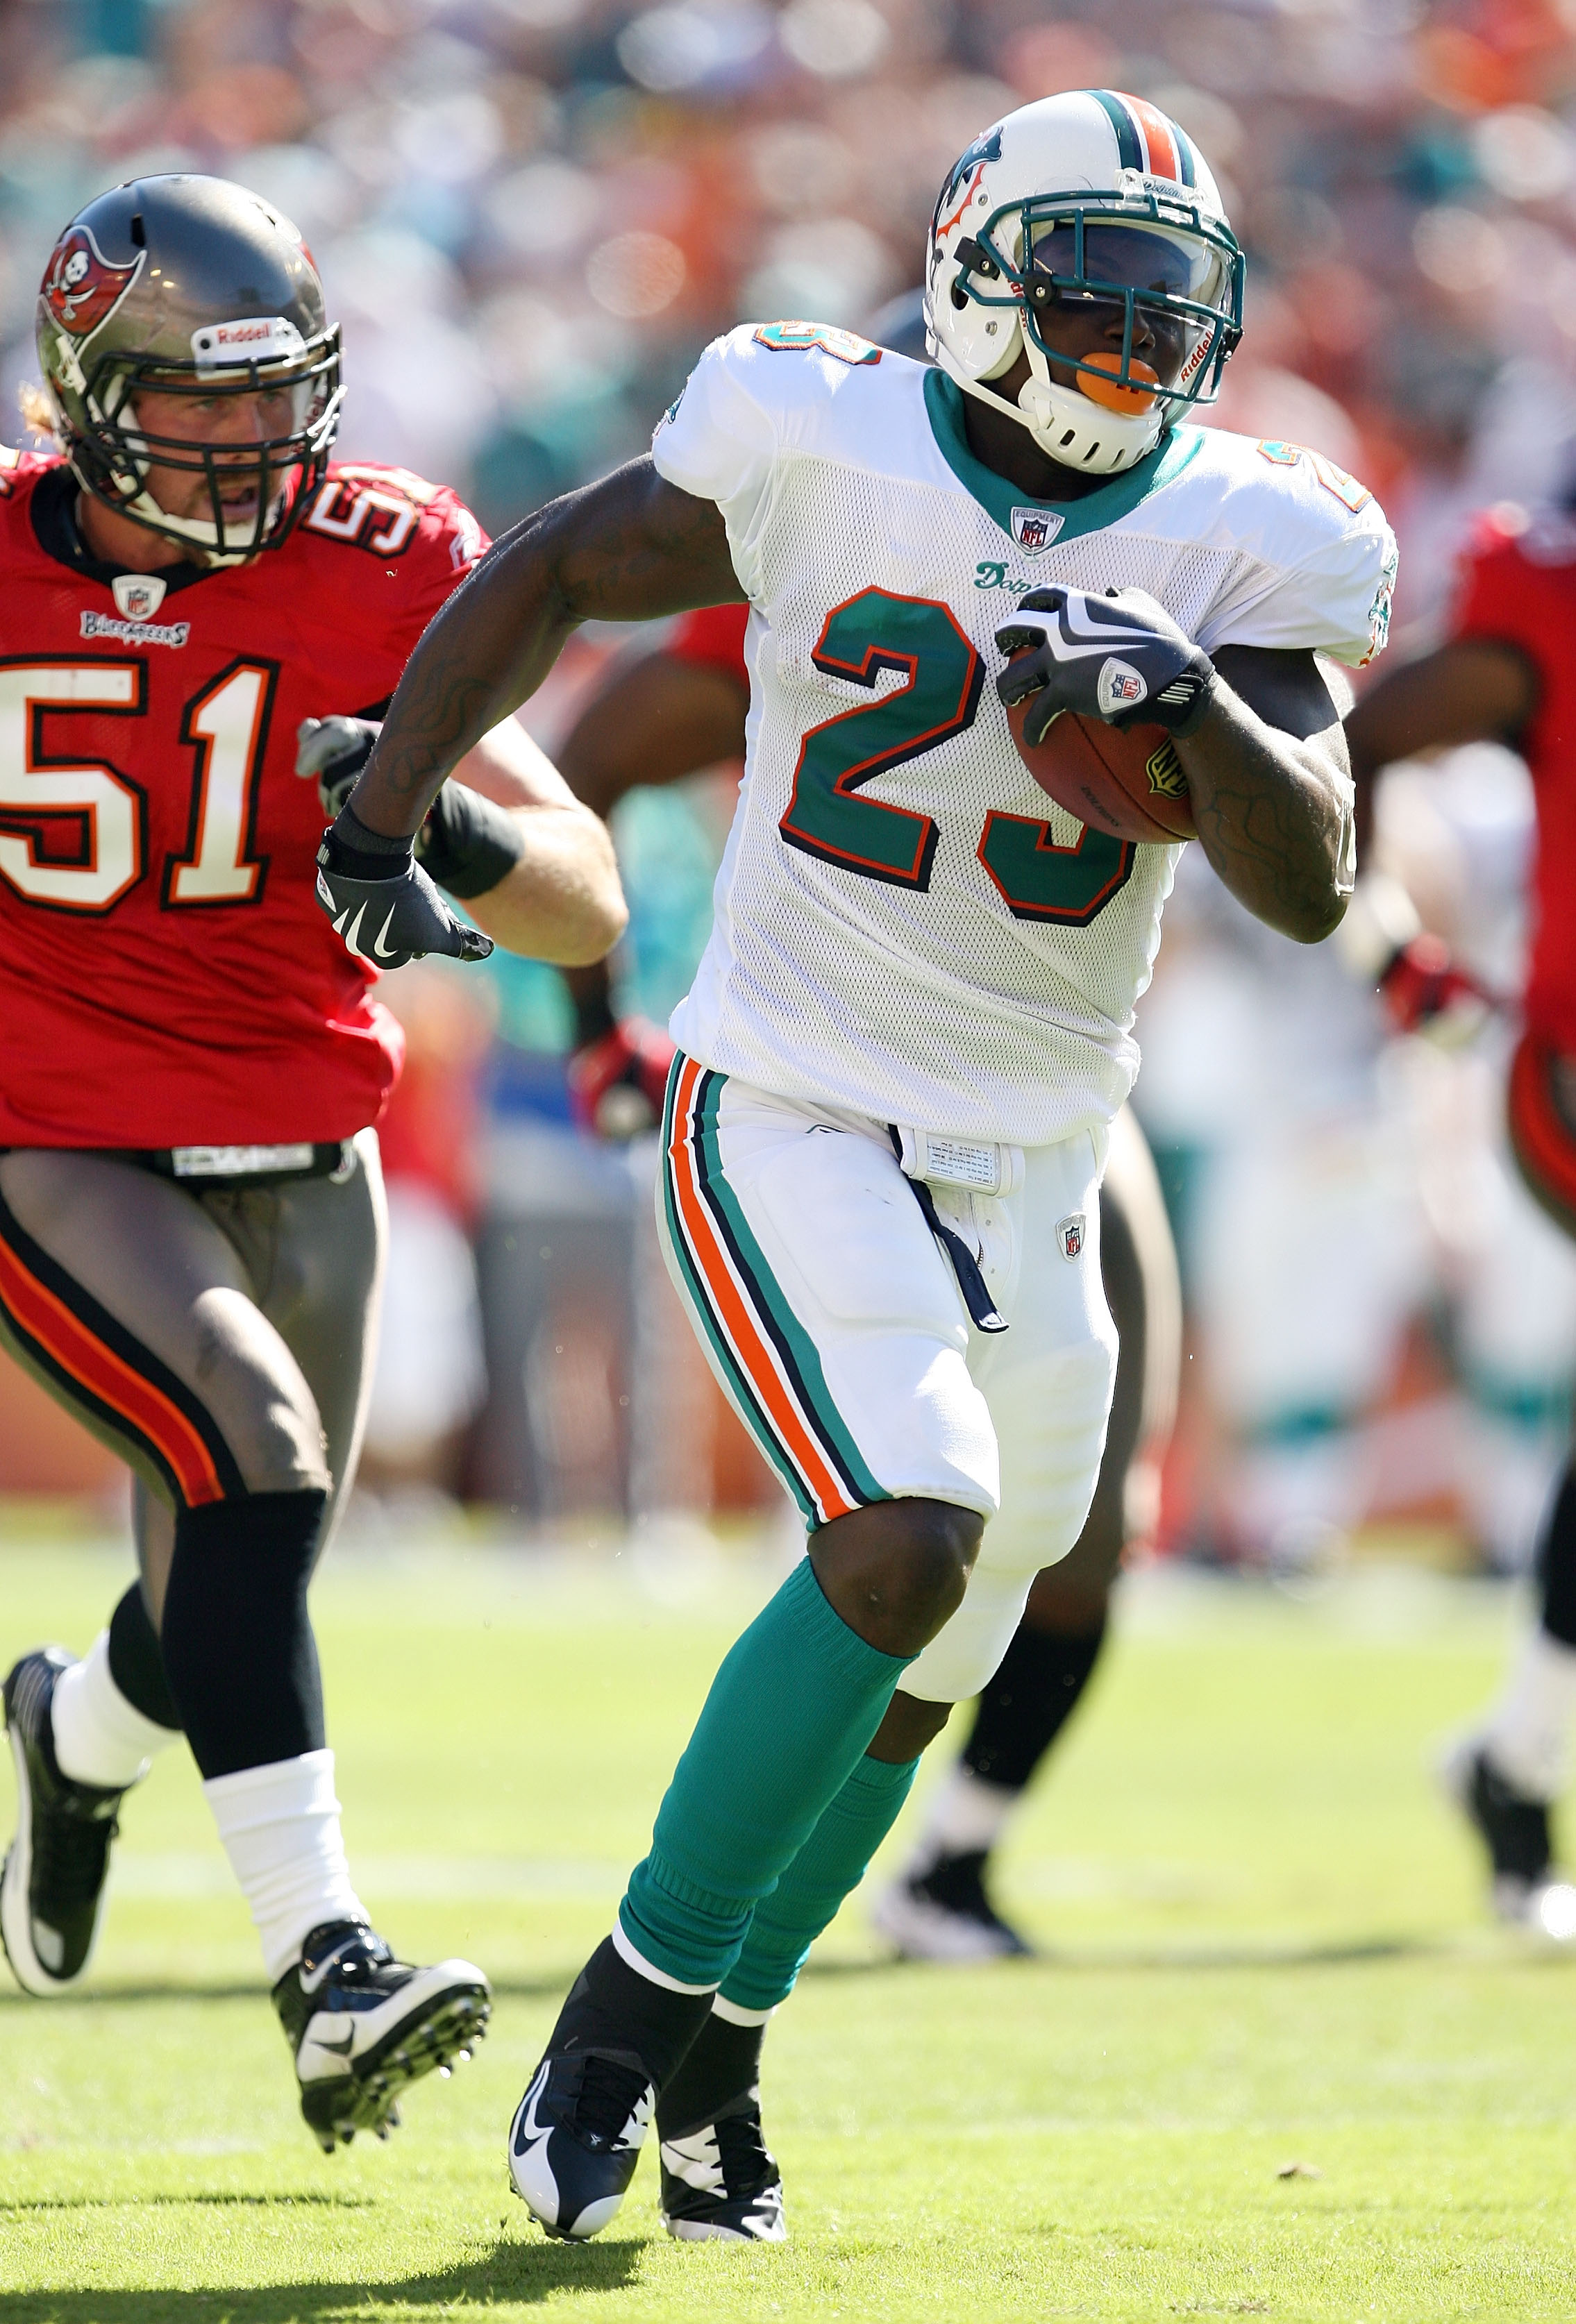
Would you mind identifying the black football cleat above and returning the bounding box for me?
[272,1919,490,2151]
[508,2046,653,2239]
[871,1847,1032,1962]
[1,1647,125,1996]
[1441,1739,1576,1937]
[659,2091,787,2242]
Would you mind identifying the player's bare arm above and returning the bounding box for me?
[1345,636,1537,852]
[554,644,748,817]
[1175,642,1353,944]
[1346,636,1537,780]
[440,719,626,965]
[350,461,743,841]
[996,590,1355,943]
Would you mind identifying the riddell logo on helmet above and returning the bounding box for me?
[192,316,306,370]
[40,226,142,339]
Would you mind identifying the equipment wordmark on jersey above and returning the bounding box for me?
[271,1919,490,2150]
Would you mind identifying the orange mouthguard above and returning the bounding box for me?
[1078,353,1161,412]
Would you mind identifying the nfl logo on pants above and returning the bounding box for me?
[1057,1213,1085,1261]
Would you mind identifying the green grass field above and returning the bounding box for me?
[3,1535,1576,2323]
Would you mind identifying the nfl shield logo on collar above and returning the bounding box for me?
[1010,506,1063,553]
[1057,1212,1086,1261]
[112,573,167,621]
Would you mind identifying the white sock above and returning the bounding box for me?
[610,1915,717,1994]
[1482,1625,1576,1801]
[51,1631,178,1791]
[907,1764,1016,1873]
[203,1749,367,1982]
[712,1994,773,2028]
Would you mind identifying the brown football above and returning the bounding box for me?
[1004,673,1196,844]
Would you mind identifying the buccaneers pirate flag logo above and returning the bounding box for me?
[41,226,142,338]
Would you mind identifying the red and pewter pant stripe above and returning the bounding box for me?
[1509,1031,1576,1241]
[0,1179,244,1508]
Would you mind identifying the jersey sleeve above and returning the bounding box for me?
[378,472,489,646]
[665,600,751,686]
[650,329,782,599]
[293,464,492,718]
[1193,442,1399,668]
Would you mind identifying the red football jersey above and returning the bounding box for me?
[0,450,488,1147]
[665,599,749,683]
[1450,506,1576,1052]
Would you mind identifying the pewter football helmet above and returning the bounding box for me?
[35,174,342,561]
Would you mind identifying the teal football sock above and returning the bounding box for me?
[621,1558,912,1989]
[719,1749,921,2013]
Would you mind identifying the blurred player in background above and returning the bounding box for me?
[557,573,1182,1966]
[0,175,625,2147]
[334,92,1389,2243]
[1346,491,1576,1936]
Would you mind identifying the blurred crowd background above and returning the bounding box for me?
[6,0,1576,1578]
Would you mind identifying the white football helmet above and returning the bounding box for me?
[925,90,1243,477]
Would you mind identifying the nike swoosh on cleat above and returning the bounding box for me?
[512,2064,551,2155]
[313,2028,358,2057]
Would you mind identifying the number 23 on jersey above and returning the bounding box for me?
[778,589,1136,925]
[0,657,276,914]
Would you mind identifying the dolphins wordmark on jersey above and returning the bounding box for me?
[652,325,1395,1149]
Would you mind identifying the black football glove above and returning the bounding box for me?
[297,716,524,902]
[314,807,494,970]
[995,585,1217,745]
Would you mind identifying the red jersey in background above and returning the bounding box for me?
[665,599,749,684]
[0,450,487,1148]
[1450,505,1576,1053]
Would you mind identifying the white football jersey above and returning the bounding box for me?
[653,323,1397,1147]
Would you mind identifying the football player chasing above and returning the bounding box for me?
[557,593,1182,1965]
[324,92,1391,2239]
[1345,500,1576,1936]
[0,176,626,2149]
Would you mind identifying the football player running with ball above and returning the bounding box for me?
[330,92,1393,2239]
[0,176,626,2148]
[557,593,1182,1965]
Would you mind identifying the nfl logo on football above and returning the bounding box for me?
[1010,505,1064,552]
[1057,1212,1086,1261]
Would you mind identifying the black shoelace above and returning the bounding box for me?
[573,2054,649,2149]
[711,2105,778,2198]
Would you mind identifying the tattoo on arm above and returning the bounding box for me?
[1180,646,1353,942]
[353,459,743,836]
